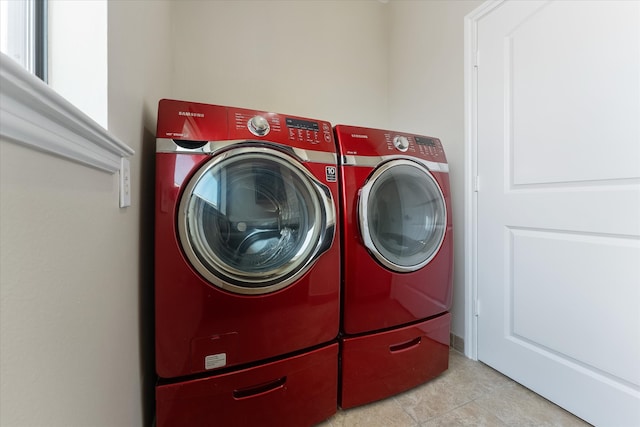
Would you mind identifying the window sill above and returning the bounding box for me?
[0,53,133,173]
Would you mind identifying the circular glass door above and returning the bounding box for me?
[358,159,446,273]
[178,146,335,294]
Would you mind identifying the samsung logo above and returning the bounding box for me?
[351,134,368,139]
[179,111,205,118]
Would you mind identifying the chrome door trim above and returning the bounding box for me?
[177,146,336,295]
[156,138,337,164]
[341,153,449,173]
[358,158,447,273]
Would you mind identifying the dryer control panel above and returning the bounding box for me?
[334,125,447,163]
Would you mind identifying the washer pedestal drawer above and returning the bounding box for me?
[156,343,338,427]
[340,313,450,409]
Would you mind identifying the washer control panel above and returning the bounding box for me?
[285,117,333,144]
[156,99,336,152]
[393,135,409,152]
[248,115,271,136]
[235,112,333,145]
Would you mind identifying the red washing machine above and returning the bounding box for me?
[154,99,340,426]
[334,125,453,409]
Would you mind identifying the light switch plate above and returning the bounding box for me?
[119,157,131,208]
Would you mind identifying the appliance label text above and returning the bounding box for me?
[326,166,337,182]
[179,111,205,118]
[205,353,226,370]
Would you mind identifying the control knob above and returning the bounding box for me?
[248,115,270,136]
[393,135,409,152]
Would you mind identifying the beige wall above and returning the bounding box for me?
[107,1,173,425]
[0,1,171,426]
[0,143,136,425]
[388,0,483,339]
[170,0,389,127]
[169,0,479,340]
[0,1,480,425]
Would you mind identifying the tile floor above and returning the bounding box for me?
[318,350,591,426]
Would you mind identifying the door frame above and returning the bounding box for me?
[463,0,503,361]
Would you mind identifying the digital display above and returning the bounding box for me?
[286,118,320,132]
[415,136,437,147]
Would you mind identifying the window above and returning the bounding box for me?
[0,0,47,81]
[0,0,133,179]
[1,0,108,127]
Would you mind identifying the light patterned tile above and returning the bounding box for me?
[317,349,590,427]
[395,350,513,423]
[474,381,591,426]
[319,396,418,427]
[420,401,508,427]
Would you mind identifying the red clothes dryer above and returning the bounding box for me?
[334,125,453,409]
[155,99,340,426]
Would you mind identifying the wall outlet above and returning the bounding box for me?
[119,157,131,208]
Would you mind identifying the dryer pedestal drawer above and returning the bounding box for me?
[156,343,338,427]
[340,313,450,409]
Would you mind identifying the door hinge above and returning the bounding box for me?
[474,50,480,68]
[474,176,480,192]
[474,300,480,317]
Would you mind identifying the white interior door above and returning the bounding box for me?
[473,1,640,425]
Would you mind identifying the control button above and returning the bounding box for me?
[248,115,270,136]
[393,135,409,152]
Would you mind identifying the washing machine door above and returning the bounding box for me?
[358,159,446,273]
[178,146,335,295]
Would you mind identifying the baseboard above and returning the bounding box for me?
[450,333,464,353]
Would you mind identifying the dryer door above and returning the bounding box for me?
[178,146,335,294]
[358,159,446,273]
